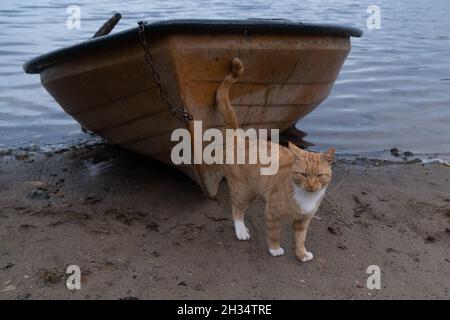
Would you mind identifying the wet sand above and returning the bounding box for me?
[0,144,449,300]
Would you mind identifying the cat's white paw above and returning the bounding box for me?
[300,251,314,262]
[269,247,285,257]
[234,221,250,240]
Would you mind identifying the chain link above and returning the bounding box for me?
[137,21,193,122]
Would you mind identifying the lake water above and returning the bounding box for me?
[1,0,449,160]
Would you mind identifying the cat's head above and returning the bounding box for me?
[288,142,335,192]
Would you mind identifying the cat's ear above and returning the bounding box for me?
[288,141,306,156]
[323,147,336,164]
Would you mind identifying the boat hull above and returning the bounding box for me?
[28,21,359,196]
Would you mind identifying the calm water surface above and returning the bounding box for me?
[1,0,449,159]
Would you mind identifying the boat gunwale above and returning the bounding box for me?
[23,19,362,74]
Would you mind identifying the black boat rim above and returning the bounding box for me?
[24,18,363,74]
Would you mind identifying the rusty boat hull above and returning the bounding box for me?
[24,19,362,196]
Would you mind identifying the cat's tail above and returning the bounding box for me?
[216,57,244,130]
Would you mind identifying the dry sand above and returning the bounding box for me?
[0,144,449,299]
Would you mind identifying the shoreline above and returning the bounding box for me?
[0,143,449,299]
[1,136,449,165]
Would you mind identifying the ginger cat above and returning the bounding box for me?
[217,58,335,262]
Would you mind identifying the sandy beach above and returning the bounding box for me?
[0,143,449,300]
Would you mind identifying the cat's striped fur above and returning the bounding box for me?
[217,58,335,262]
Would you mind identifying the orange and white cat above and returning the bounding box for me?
[217,58,335,262]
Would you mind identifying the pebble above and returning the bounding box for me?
[390,148,401,157]
[27,188,50,200]
[404,151,414,157]
[15,152,29,161]
[0,148,12,156]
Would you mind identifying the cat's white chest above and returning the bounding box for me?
[293,185,326,216]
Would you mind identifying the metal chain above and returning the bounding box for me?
[137,21,193,122]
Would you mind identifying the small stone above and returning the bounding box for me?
[38,268,65,284]
[327,226,342,236]
[2,263,14,271]
[146,221,160,232]
[15,152,29,160]
[0,148,12,156]
[152,250,160,257]
[390,148,401,157]
[27,188,49,200]
[17,293,31,300]
[404,151,414,157]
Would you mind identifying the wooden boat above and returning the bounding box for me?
[24,17,362,197]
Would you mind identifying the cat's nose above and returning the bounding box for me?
[305,181,318,192]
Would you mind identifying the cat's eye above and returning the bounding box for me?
[298,172,307,177]
[317,173,324,178]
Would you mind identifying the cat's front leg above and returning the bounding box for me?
[293,216,313,262]
[266,211,284,257]
[234,219,250,240]
[231,201,251,241]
